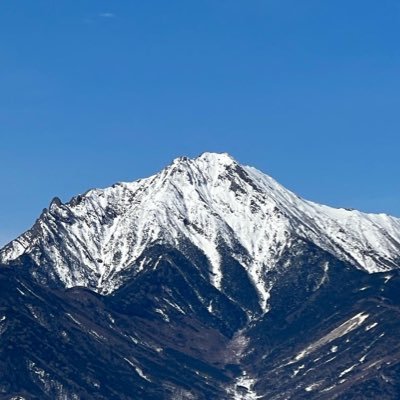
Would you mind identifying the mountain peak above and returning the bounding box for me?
[1,154,400,312]
[167,152,239,179]
[169,152,236,166]
[196,151,237,164]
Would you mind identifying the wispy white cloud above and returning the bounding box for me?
[99,12,116,18]
[83,12,116,24]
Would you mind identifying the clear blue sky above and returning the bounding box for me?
[1,0,399,246]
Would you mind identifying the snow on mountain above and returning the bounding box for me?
[1,152,399,311]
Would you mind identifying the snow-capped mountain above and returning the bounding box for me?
[1,152,400,400]
[1,152,399,311]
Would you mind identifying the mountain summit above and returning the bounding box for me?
[1,152,400,312]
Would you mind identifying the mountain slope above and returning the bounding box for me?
[1,240,400,399]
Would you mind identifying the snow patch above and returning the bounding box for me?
[339,364,356,377]
[229,373,262,400]
[365,322,378,331]
[66,313,82,326]
[290,312,369,364]
[123,358,151,382]
[305,382,322,392]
